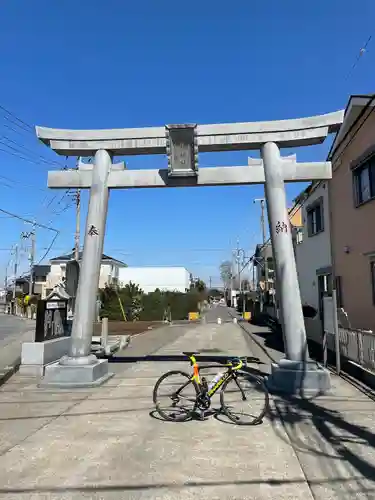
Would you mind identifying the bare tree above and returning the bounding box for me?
[220,260,232,289]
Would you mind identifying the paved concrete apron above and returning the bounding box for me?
[0,322,313,499]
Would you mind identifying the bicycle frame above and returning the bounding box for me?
[188,354,244,398]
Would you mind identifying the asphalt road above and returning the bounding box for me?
[0,314,35,343]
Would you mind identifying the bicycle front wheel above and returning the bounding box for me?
[220,372,269,425]
[153,370,199,422]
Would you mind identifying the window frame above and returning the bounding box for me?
[352,152,375,207]
[306,196,324,237]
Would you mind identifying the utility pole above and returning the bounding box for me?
[233,240,247,313]
[4,250,12,293]
[12,244,18,301]
[230,250,235,307]
[237,239,241,296]
[254,197,268,311]
[252,258,255,290]
[20,226,36,296]
[29,226,36,296]
[209,276,212,289]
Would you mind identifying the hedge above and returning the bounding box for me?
[99,283,206,321]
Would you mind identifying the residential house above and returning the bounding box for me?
[253,203,303,312]
[254,242,274,294]
[7,277,30,296]
[43,251,127,298]
[328,94,375,331]
[32,265,50,297]
[294,181,332,343]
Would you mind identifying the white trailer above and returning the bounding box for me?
[118,267,191,294]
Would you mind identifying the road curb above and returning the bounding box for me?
[0,327,35,387]
[0,361,20,387]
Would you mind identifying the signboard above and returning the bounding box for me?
[35,297,69,342]
[165,124,198,177]
[46,301,67,310]
[323,295,334,334]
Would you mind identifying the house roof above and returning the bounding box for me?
[328,94,375,160]
[290,95,375,212]
[50,251,126,267]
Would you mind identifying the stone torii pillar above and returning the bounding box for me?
[261,143,330,393]
[36,110,343,391]
[41,152,123,387]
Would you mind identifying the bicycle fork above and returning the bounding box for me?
[233,374,247,401]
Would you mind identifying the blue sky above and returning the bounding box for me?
[0,0,374,287]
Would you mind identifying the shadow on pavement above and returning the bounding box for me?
[0,477,373,495]
[0,405,156,422]
[213,412,264,426]
[149,408,219,423]
[109,353,264,366]
[269,392,375,490]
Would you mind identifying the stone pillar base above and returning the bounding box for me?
[39,357,113,388]
[266,358,331,396]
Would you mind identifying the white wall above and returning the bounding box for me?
[99,264,111,289]
[46,262,120,292]
[295,182,331,311]
[46,263,65,291]
[119,267,191,294]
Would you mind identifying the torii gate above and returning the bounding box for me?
[36,110,344,393]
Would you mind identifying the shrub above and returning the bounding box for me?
[100,283,205,321]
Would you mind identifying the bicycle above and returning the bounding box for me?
[152,351,270,425]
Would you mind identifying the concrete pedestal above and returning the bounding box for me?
[20,337,71,377]
[39,355,114,388]
[266,358,331,395]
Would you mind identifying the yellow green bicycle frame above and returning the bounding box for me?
[188,354,244,397]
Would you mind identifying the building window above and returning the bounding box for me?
[353,156,375,206]
[307,198,324,236]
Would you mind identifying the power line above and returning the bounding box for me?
[0,139,61,169]
[0,174,48,192]
[0,103,66,169]
[0,146,43,165]
[34,232,60,265]
[0,207,58,233]
[345,34,373,81]
[2,135,63,168]
[0,103,34,132]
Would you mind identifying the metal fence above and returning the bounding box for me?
[321,291,375,374]
[333,327,375,373]
[268,295,375,375]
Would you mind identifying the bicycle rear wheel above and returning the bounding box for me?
[220,372,269,425]
[153,370,199,422]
